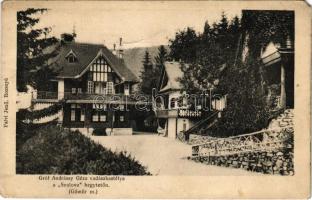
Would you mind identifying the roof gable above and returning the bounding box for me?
[159,61,184,93]
[51,42,138,82]
[65,49,77,58]
[77,49,126,81]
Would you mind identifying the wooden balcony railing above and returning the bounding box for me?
[192,126,293,157]
[33,91,152,104]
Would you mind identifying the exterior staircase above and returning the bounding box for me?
[182,110,220,141]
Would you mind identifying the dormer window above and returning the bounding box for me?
[66,50,77,63]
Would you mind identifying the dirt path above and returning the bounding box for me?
[87,134,256,176]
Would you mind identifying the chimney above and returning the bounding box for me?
[118,37,124,59]
[72,24,77,39]
[112,43,117,55]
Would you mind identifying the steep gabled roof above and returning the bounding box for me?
[51,42,138,82]
[159,61,185,93]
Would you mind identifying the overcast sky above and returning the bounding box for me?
[34,1,242,49]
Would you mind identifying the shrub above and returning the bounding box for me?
[16,125,150,175]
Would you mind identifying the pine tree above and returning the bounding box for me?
[154,45,168,89]
[155,45,167,67]
[17,8,58,92]
[142,49,152,66]
[174,15,241,95]
[169,27,199,63]
[139,49,154,95]
[16,8,61,149]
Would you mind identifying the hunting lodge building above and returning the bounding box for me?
[32,34,144,135]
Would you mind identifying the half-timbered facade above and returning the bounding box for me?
[32,34,143,135]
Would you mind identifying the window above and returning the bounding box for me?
[92,113,99,122]
[71,110,75,121]
[71,88,76,94]
[124,83,130,95]
[94,82,100,94]
[66,50,77,63]
[89,56,113,83]
[93,73,97,81]
[120,115,124,122]
[107,82,114,94]
[94,82,107,94]
[77,88,82,94]
[87,81,94,93]
[92,109,99,122]
[92,109,107,122]
[100,114,106,122]
[170,98,176,109]
[103,73,107,82]
[119,105,124,111]
[81,109,85,121]
[70,104,82,122]
[67,54,77,63]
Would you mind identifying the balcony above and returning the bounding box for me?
[32,91,152,105]
[155,109,178,118]
[155,108,203,118]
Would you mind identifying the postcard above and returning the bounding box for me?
[0,1,311,198]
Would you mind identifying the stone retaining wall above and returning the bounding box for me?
[192,149,294,175]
